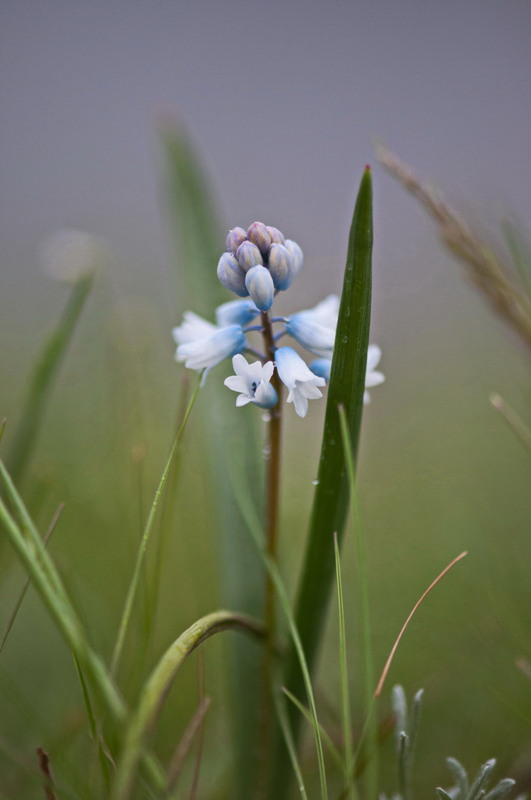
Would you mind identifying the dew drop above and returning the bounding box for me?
[312,479,319,486]
[342,335,348,344]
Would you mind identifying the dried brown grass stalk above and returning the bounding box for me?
[376,146,531,351]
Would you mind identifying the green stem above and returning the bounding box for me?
[257,310,283,795]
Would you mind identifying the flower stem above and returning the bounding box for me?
[256,310,283,795]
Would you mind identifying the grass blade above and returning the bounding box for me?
[111,611,264,800]
[159,122,265,794]
[274,691,309,800]
[6,274,94,485]
[271,167,373,796]
[111,378,200,677]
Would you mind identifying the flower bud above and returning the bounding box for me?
[268,243,294,290]
[247,221,271,256]
[245,265,275,312]
[217,252,248,296]
[266,226,285,245]
[226,227,247,255]
[284,239,303,278]
[236,241,263,271]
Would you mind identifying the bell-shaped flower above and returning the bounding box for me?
[275,346,326,417]
[224,354,278,408]
[309,358,332,382]
[245,265,275,312]
[286,294,339,358]
[215,298,260,327]
[173,313,245,384]
[172,311,218,345]
[310,343,385,404]
[364,344,385,403]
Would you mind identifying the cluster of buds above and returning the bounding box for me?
[217,222,303,311]
[173,222,384,417]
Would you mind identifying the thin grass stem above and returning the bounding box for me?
[110,378,200,677]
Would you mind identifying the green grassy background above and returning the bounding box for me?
[0,167,530,796]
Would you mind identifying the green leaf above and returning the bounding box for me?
[270,167,373,796]
[6,274,94,486]
[159,123,265,794]
[111,610,264,800]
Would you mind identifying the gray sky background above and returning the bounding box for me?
[1,0,530,379]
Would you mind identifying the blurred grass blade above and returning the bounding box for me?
[111,610,264,800]
[271,168,373,796]
[334,533,356,799]
[281,687,344,774]
[6,274,94,486]
[159,122,265,794]
[0,502,63,654]
[111,378,200,677]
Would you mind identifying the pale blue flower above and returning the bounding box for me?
[173,313,245,383]
[309,358,332,382]
[215,298,260,327]
[224,354,278,408]
[286,295,339,358]
[275,346,326,417]
[310,343,385,404]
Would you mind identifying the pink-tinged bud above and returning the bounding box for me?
[247,221,271,256]
[284,239,303,278]
[217,252,248,296]
[268,243,294,290]
[236,240,263,271]
[245,265,275,311]
[266,226,285,245]
[226,227,247,255]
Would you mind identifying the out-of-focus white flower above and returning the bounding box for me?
[172,311,218,345]
[224,354,277,408]
[363,344,385,404]
[275,346,326,417]
[40,229,107,284]
[286,295,339,357]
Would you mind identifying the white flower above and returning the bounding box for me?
[363,344,385,404]
[275,347,326,417]
[286,295,339,357]
[40,229,107,284]
[172,311,218,345]
[224,354,277,408]
[173,312,245,382]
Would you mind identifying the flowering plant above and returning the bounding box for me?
[172,221,384,416]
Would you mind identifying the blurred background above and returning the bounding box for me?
[1,0,530,797]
